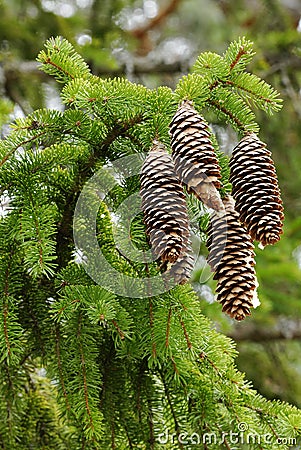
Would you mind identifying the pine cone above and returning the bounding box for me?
[169,100,223,211]
[163,240,195,285]
[229,133,284,247]
[207,195,260,321]
[140,141,190,264]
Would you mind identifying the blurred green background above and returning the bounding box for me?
[1,0,301,407]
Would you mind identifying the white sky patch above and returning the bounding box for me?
[155,37,194,64]
[77,33,92,46]
[0,193,12,218]
[76,0,93,8]
[43,83,64,111]
[116,7,148,30]
[252,275,260,309]
[144,0,158,18]
[59,3,75,17]
[73,248,88,264]
[293,245,301,269]
[196,284,215,304]
[42,0,75,17]
[110,212,120,226]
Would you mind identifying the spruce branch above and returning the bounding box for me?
[37,36,91,84]
[2,298,10,358]
[178,315,193,350]
[0,36,299,448]
[149,298,157,360]
[20,201,58,278]
[187,38,282,131]
[111,319,125,340]
[223,37,256,73]
[0,269,25,364]
[226,72,283,113]
[158,368,185,450]
[76,313,95,435]
[208,88,259,133]
[54,325,71,412]
[0,131,48,168]
[165,307,172,349]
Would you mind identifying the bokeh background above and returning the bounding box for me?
[1,0,301,407]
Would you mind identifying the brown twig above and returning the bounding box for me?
[229,46,248,71]
[111,319,125,340]
[132,0,182,38]
[178,316,192,350]
[130,0,183,55]
[209,99,246,130]
[43,57,75,80]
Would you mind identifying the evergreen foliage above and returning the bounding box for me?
[0,36,300,449]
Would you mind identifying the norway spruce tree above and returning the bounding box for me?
[0,36,300,449]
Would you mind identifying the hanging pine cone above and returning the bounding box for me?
[169,100,223,211]
[140,141,191,265]
[207,195,260,321]
[163,240,195,285]
[229,133,284,247]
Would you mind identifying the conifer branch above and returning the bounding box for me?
[136,364,144,423]
[2,253,13,358]
[171,355,179,375]
[57,299,80,317]
[208,98,249,131]
[201,352,222,376]
[159,369,184,450]
[147,397,155,449]
[124,426,134,449]
[0,149,15,168]
[229,46,248,71]
[267,422,280,440]
[77,313,95,433]
[87,114,144,167]
[3,299,10,357]
[178,315,192,350]
[149,299,156,359]
[54,325,71,411]
[33,215,44,268]
[43,57,75,80]
[0,37,299,447]
[111,421,116,449]
[26,298,45,357]
[0,131,47,167]
[225,79,271,102]
[37,37,91,83]
[223,435,231,450]
[3,363,14,437]
[165,307,172,348]
[111,319,125,340]
[99,344,114,410]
